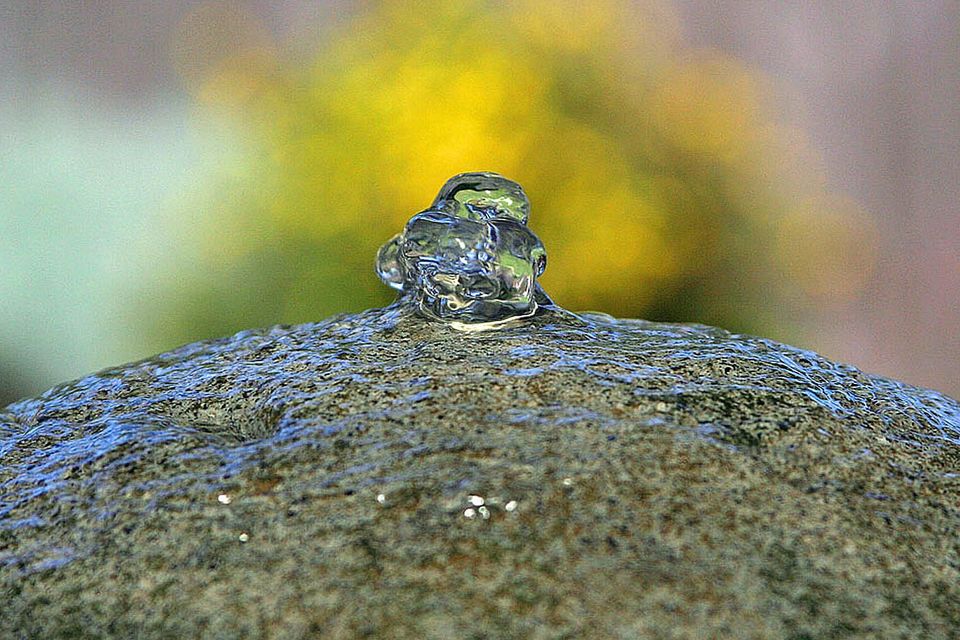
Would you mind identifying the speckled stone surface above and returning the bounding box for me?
[2,306,959,639]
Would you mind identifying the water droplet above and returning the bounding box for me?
[505,500,518,512]
[375,235,404,290]
[217,493,232,504]
[376,172,551,329]
[463,508,477,519]
[238,532,249,543]
[467,494,485,506]
[376,493,386,504]
[478,506,490,519]
[432,171,530,223]
[562,478,573,486]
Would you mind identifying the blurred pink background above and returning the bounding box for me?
[677,0,960,397]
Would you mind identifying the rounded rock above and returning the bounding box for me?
[2,308,959,638]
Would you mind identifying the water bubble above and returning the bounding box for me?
[376,172,551,329]
[375,235,404,291]
[432,171,530,223]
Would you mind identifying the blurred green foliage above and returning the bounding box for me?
[155,0,876,347]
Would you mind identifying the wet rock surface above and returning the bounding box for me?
[2,306,959,638]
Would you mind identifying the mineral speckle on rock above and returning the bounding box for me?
[1,305,959,638]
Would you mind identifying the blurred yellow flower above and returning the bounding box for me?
[157,0,872,343]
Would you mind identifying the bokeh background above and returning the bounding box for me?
[1,0,958,403]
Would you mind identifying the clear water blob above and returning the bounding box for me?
[376,172,551,329]
[432,171,531,223]
[375,234,404,291]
